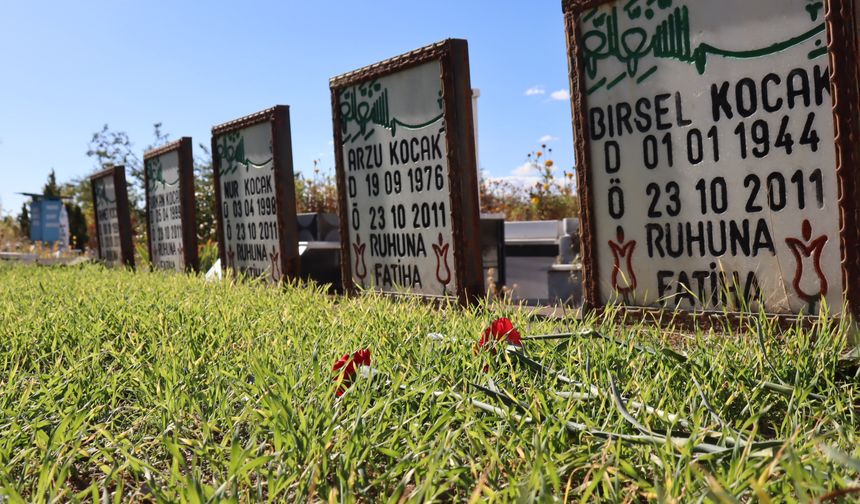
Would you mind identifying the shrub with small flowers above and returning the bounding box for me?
[287,151,578,222]
[480,145,579,221]
[295,159,339,214]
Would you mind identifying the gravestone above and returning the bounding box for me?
[144,137,199,272]
[563,0,860,322]
[211,106,300,282]
[330,39,484,304]
[90,166,135,268]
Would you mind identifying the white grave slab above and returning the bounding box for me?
[146,150,185,271]
[576,0,841,315]
[338,61,458,297]
[93,175,123,266]
[216,122,283,281]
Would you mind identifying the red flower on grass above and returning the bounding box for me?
[477,318,523,350]
[332,349,371,397]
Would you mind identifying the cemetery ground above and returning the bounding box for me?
[0,263,858,502]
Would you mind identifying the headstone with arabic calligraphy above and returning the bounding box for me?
[144,138,198,272]
[90,166,134,268]
[565,0,850,317]
[331,40,484,302]
[212,106,300,283]
[93,176,121,264]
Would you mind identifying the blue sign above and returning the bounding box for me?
[29,198,67,246]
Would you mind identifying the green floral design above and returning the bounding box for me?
[216,131,273,176]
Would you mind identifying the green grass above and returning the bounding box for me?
[0,263,857,502]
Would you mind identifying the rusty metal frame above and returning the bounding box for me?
[143,137,199,273]
[211,105,300,282]
[329,39,484,306]
[90,165,135,269]
[562,0,860,327]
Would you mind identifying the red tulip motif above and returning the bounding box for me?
[608,226,637,296]
[353,235,367,280]
[432,233,451,286]
[333,348,371,397]
[270,246,281,281]
[785,219,829,308]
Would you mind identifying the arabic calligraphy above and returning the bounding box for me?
[94,180,115,205]
[339,80,444,145]
[145,156,180,191]
[581,0,827,95]
[216,131,273,176]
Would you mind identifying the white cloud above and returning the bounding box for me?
[524,85,545,96]
[550,89,570,101]
[488,174,541,188]
[538,135,558,143]
[512,162,534,177]
[481,169,543,189]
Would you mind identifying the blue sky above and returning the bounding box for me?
[0,0,575,216]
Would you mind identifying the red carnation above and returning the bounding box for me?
[332,348,372,397]
[477,317,523,350]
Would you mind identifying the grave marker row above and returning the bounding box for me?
[89,40,483,304]
[87,5,860,326]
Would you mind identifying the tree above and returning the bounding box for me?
[43,169,61,198]
[65,202,88,251]
[18,203,29,239]
[0,215,20,249]
[295,159,338,214]
[148,123,170,152]
[86,124,144,209]
[61,178,96,249]
[85,123,172,249]
[194,142,217,244]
